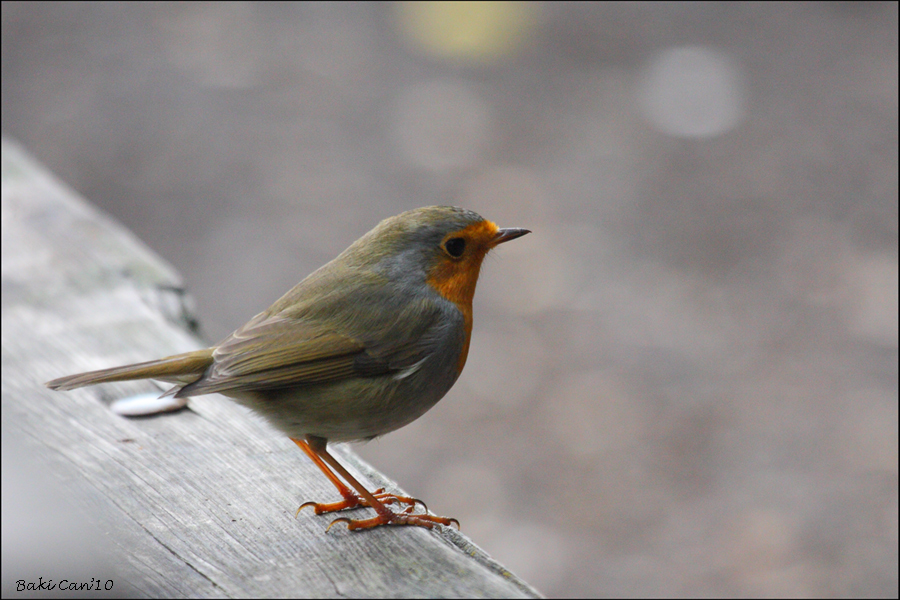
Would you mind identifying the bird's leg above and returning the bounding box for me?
[296,435,459,531]
[292,437,424,514]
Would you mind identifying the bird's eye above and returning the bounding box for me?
[444,237,466,258]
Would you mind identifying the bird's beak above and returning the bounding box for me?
[492,227,531,245]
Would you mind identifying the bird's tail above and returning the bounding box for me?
[45,348,214,391]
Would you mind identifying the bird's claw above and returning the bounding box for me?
[295,489,425,517]
[324,509,459,532]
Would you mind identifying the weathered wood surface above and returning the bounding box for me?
[1,137,542,598]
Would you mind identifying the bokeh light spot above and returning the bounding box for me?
[638,46,746,138]
[396,1,536,64]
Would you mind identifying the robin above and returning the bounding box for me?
[46,206,530,531]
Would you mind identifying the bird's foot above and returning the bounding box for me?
[325,504,460,532]
[296,487,425,516]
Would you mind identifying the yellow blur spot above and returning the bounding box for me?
[396,1,535,64]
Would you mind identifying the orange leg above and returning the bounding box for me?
[291,438,422,513]
[292,435,459,531]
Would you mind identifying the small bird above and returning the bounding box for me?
[46,206,529,531]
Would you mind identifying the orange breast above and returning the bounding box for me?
[425,220,499,374]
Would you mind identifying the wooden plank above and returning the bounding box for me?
[1,137,543,598]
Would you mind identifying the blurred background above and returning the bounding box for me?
[2,2,897,596]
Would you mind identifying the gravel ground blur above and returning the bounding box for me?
[3,3,897,597]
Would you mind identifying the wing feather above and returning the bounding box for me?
[176,288,453,398]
